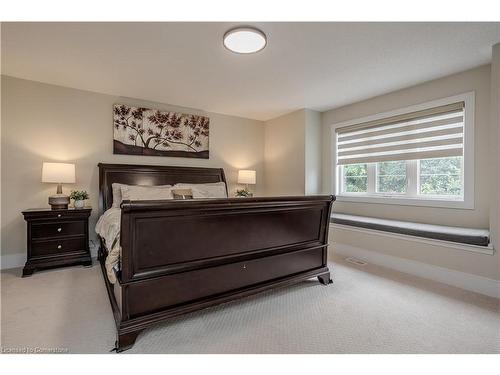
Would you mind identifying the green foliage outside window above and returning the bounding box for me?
[419,156,462,196]
[343,164,367,192]
[341,157,462,197]
[377,161,406,193]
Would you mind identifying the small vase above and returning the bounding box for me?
[74,200,85,209]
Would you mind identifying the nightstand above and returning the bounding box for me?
[22,207,92,277]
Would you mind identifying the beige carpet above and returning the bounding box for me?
[1,255,499,354]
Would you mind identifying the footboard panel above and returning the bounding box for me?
[120,197,333,282]
[125,247,324,318]
[133,207,322,268]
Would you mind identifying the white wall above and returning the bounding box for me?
[264,110,306,196]
[264,108,322,196]
[1,76,265,266]
[490,44,500,252]
[322,64,500,281]
[304,109,322,195]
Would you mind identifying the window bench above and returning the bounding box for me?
[330,213,490,247]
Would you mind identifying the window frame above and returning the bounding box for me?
[331,92,475,209]
[340,163,370,195]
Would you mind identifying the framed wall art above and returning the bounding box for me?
[113,104,209,159]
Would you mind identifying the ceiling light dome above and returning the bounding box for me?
[223,27,267,54]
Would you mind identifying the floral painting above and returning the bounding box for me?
[113,104,209,159]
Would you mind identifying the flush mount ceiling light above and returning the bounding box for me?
[223,27,267,54]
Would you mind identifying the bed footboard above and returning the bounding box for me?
[104,195,334,352]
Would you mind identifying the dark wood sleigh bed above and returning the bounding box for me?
[97,163,335,352]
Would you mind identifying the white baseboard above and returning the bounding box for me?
[1,253,26,270]
[332,243,500,299]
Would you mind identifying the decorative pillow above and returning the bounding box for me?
[173,182,227,199]
[112,183,172,206]
[171,189,194,200]
[120,185,174,201]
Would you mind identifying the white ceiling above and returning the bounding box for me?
[2,22,500,121]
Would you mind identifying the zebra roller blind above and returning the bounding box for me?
[336,102,465,165]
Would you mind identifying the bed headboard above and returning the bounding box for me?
[98,163,227,214]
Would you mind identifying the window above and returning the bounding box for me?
[343,163,368,193]
[333,93,474,209]
[340,156,463,198]
[419,156,462,196]
[377,161,406,194]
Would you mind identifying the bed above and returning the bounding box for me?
[97,163,335,352]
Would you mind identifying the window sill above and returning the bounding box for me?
[336,194,474,209]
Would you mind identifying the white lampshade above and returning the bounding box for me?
[238,170,256,185]
[42,162,76,184]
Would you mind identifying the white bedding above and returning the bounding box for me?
[95,207,122,283]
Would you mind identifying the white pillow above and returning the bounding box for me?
[173,182,227,199]
[121,185,174,201]
[112,183,172,207]
[111,183,128,208]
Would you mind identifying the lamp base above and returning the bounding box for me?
[48,194,70,210]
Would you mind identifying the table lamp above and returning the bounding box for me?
[42,162,76,209]
[237,170,256,197]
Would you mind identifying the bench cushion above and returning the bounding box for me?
[331,213,490,247]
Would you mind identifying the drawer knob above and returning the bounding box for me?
[57,214,61,218]
[57,228,62,232]
[57,245,62,249]
[243,264,247,270]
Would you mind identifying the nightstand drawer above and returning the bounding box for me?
[27,211,87,221]
[31,237,87,257]
[31,221,85,239]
